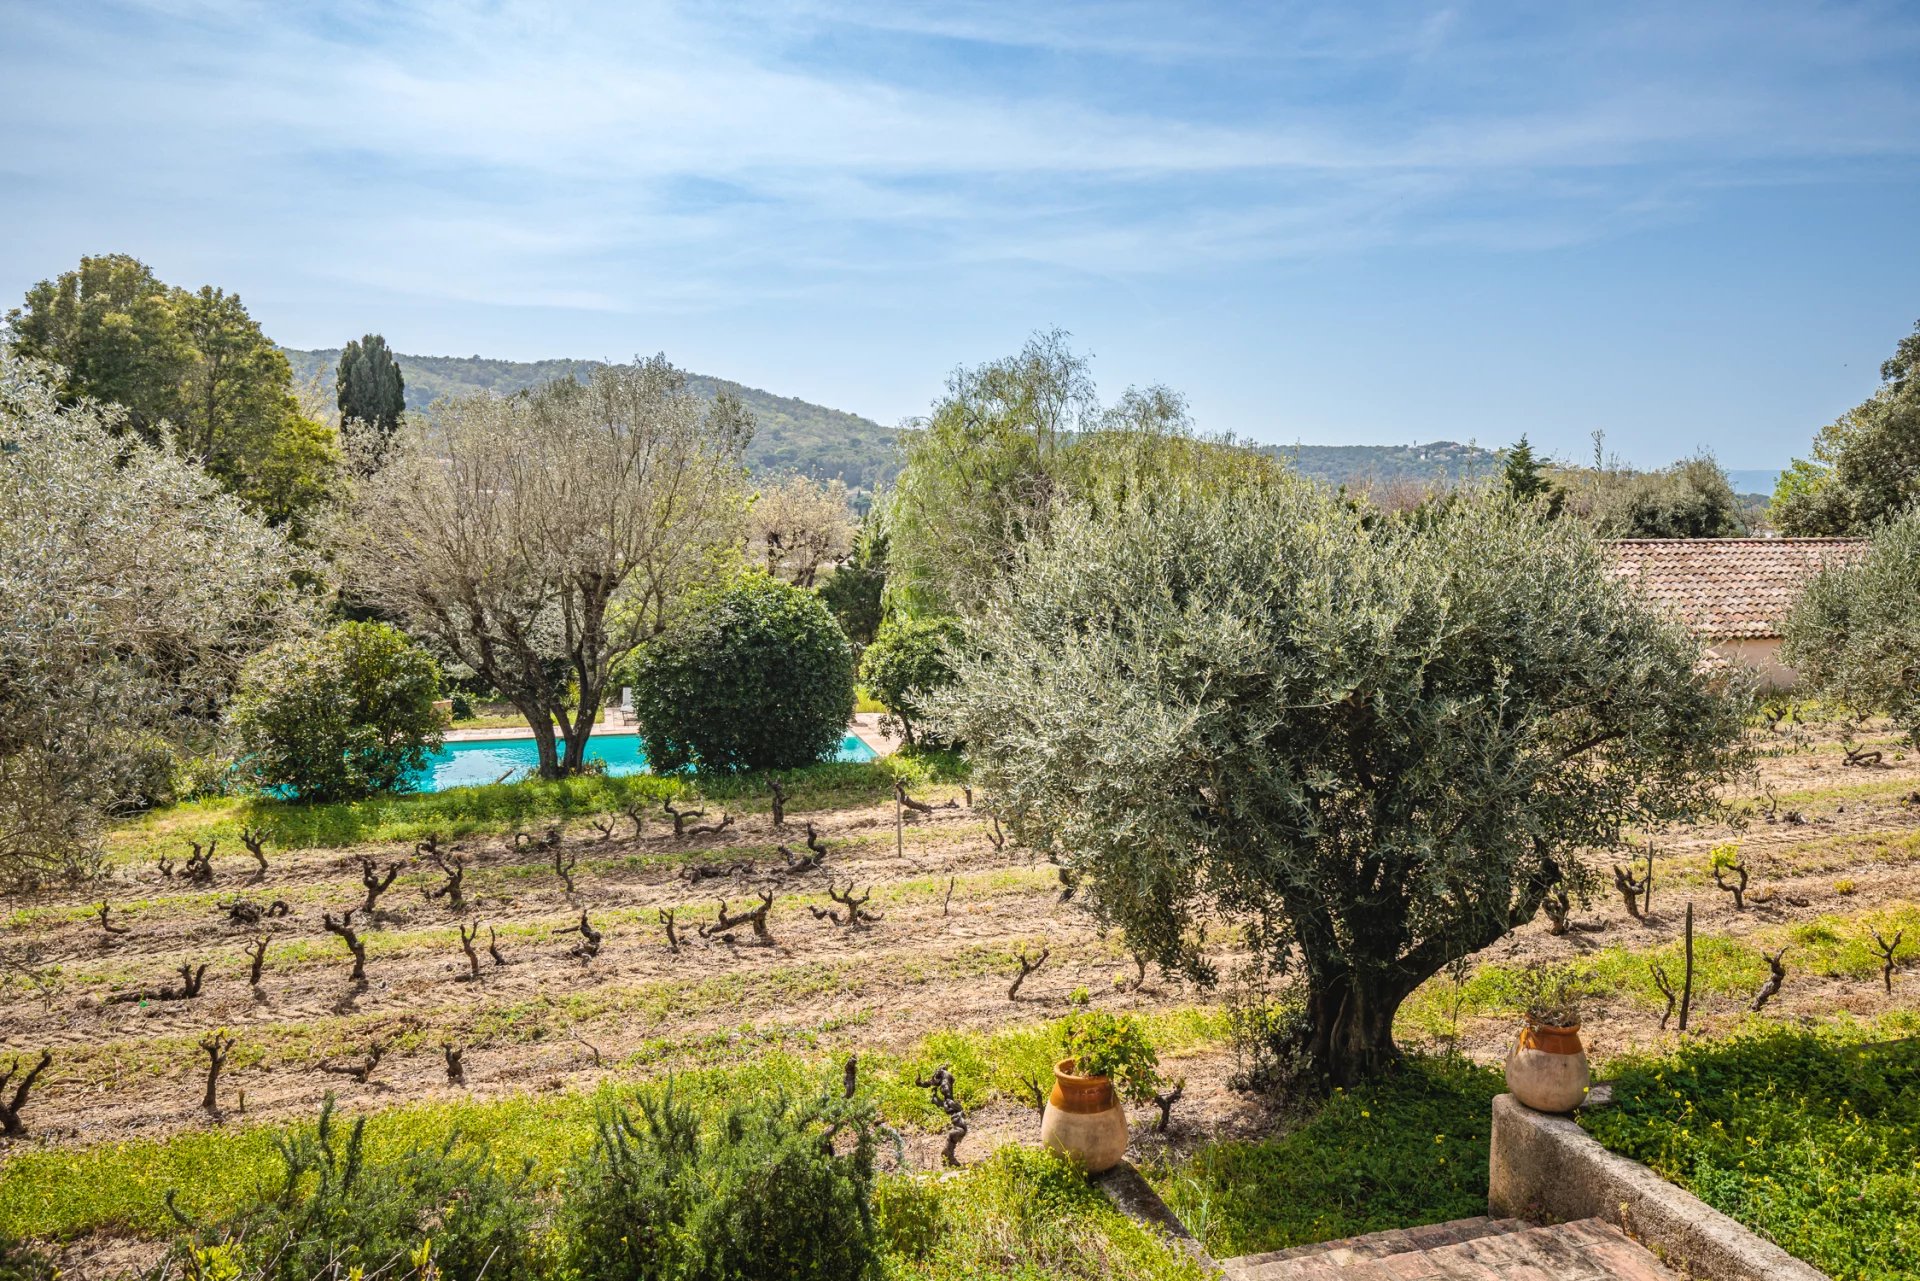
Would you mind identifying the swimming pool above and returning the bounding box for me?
[417,730,878,791]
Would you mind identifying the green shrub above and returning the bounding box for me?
[1064,1010,1161,1103]
[630,573,856,773]
[169,1096,538,1281]
[857,616,961,746]
[1582,1024,1920,1281]
[821,557,886,648]
[560,1082,885,1281]
[230,621,445,802]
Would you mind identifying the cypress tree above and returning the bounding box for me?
[336,334,406,439]
[1503,435,1563,516]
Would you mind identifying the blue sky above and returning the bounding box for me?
[4,1,1917,470]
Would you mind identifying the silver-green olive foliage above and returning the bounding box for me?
[1,352,302,887]
[936,479,1750,1083]
[1782,508,1920,744]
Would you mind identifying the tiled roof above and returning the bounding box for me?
[1605,538,1868,639]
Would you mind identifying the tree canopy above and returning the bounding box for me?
[5,254,343,534]
[336,334,406,441]
[1782,510,1920,743]
[3,253,190,435]
[887,330,1285,616]
[0,352,303,887]
[746,474,855,586]
[1772,318,1920,535]
[1556,454,1746,539]
[348,357,751,777]
[935,479,1749,1083]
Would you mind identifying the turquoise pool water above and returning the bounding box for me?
[417,731,877,791]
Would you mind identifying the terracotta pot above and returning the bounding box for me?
[1039,1057,1129,1174]
[1504,1021,1591,1114]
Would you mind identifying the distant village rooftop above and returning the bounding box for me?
[1605,537,1867,641]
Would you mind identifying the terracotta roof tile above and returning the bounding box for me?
[1605,538,1867,639]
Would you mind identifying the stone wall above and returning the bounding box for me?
[1488,1093,1827,1281]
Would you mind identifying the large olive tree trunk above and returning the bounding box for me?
[1303,973,1408,1087]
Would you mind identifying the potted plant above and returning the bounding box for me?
[1504,967,1591,1113]
[1040,1010,1160,1174]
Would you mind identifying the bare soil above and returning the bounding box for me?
[3,721,1917,1186]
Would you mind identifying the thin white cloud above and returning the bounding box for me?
[3,0,1918,306]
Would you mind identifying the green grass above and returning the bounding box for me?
[1144,1056,1502,1257]
[1581,1020,1920,1281]
[449,713,536,732]
[1396,901,1920,1043]
[881,1148,1207,1281]
[0,1006,1226,1243]
[104,751,966,864]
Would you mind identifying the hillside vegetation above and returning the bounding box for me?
[284,348,903,497]
[286,349,1537,494]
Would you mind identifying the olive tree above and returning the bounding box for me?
[746,474,855,586]
[347,358,749,777]
[936,479,1749,1084]
[1782,509,1920,742]
[0,352,301,888]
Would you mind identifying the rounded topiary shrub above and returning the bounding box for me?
[230,621,445,802]
[631,573,856,773]
[857,615,962,746]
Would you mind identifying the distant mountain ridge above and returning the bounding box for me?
[282,347,903,496]
[288,348,1733,496]
[1265,439,1503,487]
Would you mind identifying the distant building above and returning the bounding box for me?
[1605,538,1868,689]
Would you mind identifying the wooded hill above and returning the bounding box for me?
[286,348,1522,493]
[283,348,904,496]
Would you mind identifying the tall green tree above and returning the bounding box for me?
[889,330,1098,616]
[936,480,1749,1084]
[171,286,304,484]
[820,517,888,646]
[1772,319,1920,535]
[336,333,407,440]
[6,256,342,534]
[3,253,191,436]
[1501,435,1563,515]
[888,330,1266,616]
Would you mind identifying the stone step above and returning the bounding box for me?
[1222,1216,1525,1277]
[1225,1217,1676,1280]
